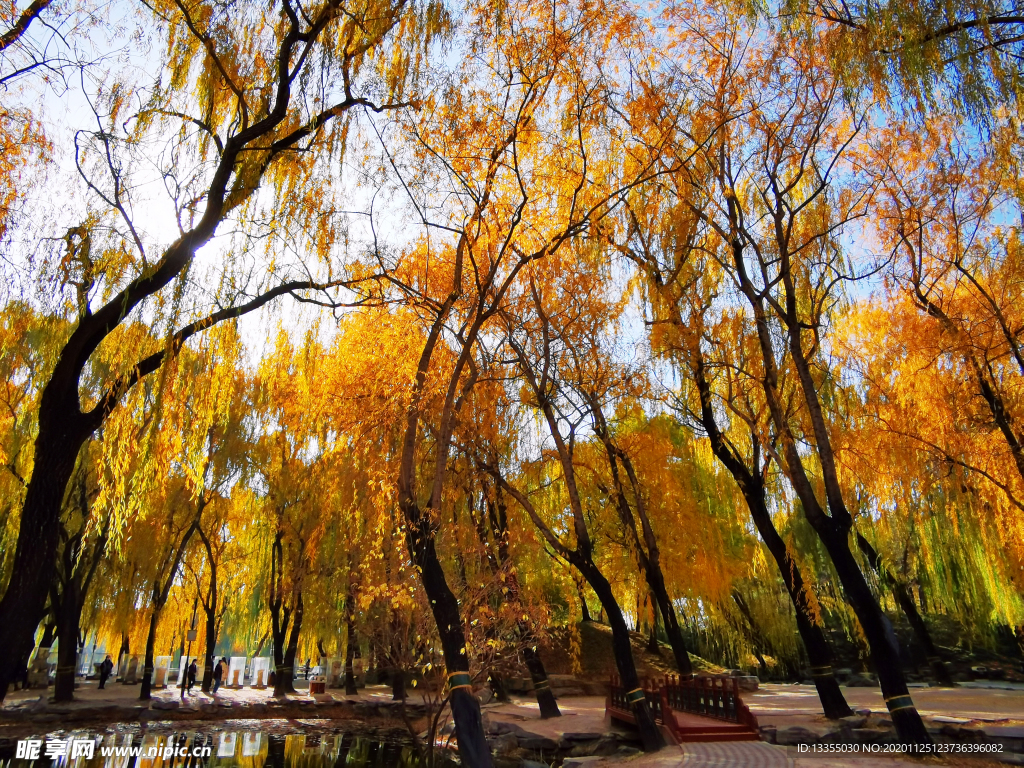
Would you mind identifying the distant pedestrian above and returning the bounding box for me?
[99,655,113,689]
[187,659,197,693]
[213,657,226,693]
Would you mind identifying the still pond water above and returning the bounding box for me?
[0,728,457,768]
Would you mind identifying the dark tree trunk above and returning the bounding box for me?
[140,609,159,699]
[647,601,661,656]
[577,583,592,622]
[784,289,929,743]
[140,520,198,701]
[522,646,561,719]
[690,355,853,719]
[478,490,561,719]
[856,534,955,687]
[200,607,217,693]
[489,673,511,703]
[589,402,693,679]
[391,668,406,700]
[818,525,929,741]
[645,567,691,675]
[270,612,288,691]
[198,525,219,693]
[708,205,931,743]
[748,498,852,718]
[53,597,80,702]
[274,593,302,697]
[344,620,359,696]
[580,561,665,752]
[0,418,88,701]
[403,501,493,768]
[52,470,109,703]
[199,599,217,693]
[39,621,57,649]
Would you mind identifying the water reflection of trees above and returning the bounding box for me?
[43,730,448,768]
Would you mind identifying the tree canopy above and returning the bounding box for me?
[1,0,1023,756]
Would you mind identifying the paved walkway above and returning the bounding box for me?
[3,682,1021,766]
[749,683,1024,725]
[620,742,1008,768]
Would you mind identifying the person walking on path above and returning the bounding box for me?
[186,659,197,693]
[213,658,227,693]
[99,655,113,689]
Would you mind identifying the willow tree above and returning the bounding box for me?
[0,0,440,697]
[365,0,672,757]
[494,249,701,680]
[870,119,1024,496]
[682,33,932,742]
[782,0,1024,121]
[473,259,668,751]
[249,331,341,697]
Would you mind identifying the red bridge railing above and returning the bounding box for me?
[607,674,759,736]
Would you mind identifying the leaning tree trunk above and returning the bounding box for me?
[748,489,853,718]
[856,534,955,687]
[592,413,693,679]
[403,501,494,768]
[140,517,198,701]
[816,521,929,742]
[0,414,88,701]
[522,646,561,719]
[644,564,692,676]
[579,560,665,752]
[647,598,661,655]
[690,349,853,718]
[482,492,561,719]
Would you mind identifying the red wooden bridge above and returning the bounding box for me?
[606,675,760,742]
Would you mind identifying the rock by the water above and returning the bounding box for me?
[486,721,526,736]
[851,727,893,744]
[846,674,877,687]
[517,732,558,751]
[735,675,759,692]
[489,734,518,755]
[776,726,822,745]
